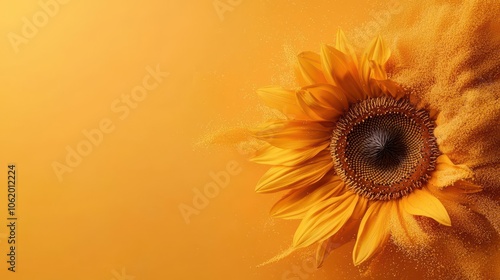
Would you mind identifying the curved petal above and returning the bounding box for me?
[350,196,368,220]
[428,155,474,189]
[270,174,344,219]
[365,35,391,65]
[353,201,393,266]
[252,120,331,149]
[256,151,333,193]
[375,79,405,99]
[257,86,309,119]
[320,44,365,101]
[451,180,482,194]
[389,202,431,248]
[426,180,482,204]
[315,239,333,269]
[302,84,349,109]
[369,60,387,80]
[401,188,451,226]
[296,84,349,121]
[391,202,411,242]
[315,219,359,268]
[360,36,391,83]
[297,51,328,85]
[315,196,367,268]
[335,29,358,67]
[320,44,349,85]
[251,142,328,166]
[293,192,359,248]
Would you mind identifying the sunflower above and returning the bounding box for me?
[252,30,482,266]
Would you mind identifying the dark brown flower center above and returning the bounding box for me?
[330,96,439,200]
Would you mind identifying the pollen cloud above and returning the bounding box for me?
[387,0,500,195]
[380,0,500,278]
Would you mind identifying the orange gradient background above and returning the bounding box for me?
[0,1,404,279]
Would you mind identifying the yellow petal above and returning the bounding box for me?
[369,59,387,80]
[426,180,482,204]
[335,29,358,66]
[296,84,349,121]
[360,36,391,83]
[270,175,344,219]
[315,239,331,269]
[297,51,328,85]
[451,180,482,194]
[251,143,328,166]
[320,44,349,85]
[315,219,359,268]
[320,44,365,101]
[256,151,333,193]
[366,35,391,66]
[303,84,349,108]
[350,196,368,220]
[252,120,331,149]
[293,192,359,248]
[429,155,473,189]
[401,188,451,226]
[391,202,411,242]
[389,202,431,248]
[257,86,309,119]
[353,201,392,265]
[375,79,404,99]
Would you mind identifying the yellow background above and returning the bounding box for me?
[0,1,401,279]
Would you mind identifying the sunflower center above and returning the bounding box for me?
[330,96,439,200]
[362,126,407,170]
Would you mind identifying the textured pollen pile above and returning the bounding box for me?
[331,96,439,200]
[363,1,500,278]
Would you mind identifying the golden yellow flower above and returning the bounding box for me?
[252,30,481,266]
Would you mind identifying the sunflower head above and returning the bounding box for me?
[331,95,440,200]
[252,30,480,267]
